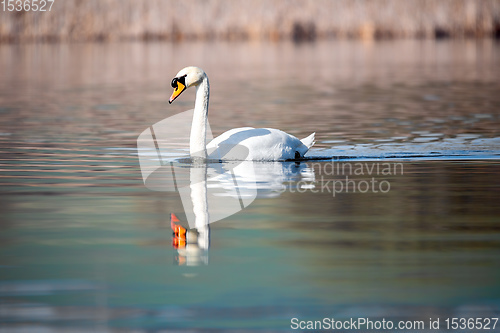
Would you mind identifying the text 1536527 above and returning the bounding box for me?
[2,0,55,11]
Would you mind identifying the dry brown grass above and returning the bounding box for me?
[1,0,499,42]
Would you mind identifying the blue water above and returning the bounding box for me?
[0,40,499,332]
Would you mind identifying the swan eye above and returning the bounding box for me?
[171,75,186,89]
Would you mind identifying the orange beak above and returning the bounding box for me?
[170,213,186,238]
[169,81,186,104]
[171,213,186,249]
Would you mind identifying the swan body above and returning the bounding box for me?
[169,66,315,161]
[207,127,315,161]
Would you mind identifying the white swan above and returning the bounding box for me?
[169,66,315,161]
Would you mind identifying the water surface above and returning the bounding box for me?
[0,40,499,332]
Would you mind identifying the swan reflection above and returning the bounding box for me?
[167,159,314,266]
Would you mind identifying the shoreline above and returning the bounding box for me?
[1,0,499,43]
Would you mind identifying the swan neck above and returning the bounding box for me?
[190,76,209,159]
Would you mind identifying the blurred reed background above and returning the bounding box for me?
[1,0,500,43]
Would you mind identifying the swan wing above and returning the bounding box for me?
[207,128,314,161]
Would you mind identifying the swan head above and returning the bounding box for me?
[169,66,207,104]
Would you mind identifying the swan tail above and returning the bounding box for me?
[300,132,315,149]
